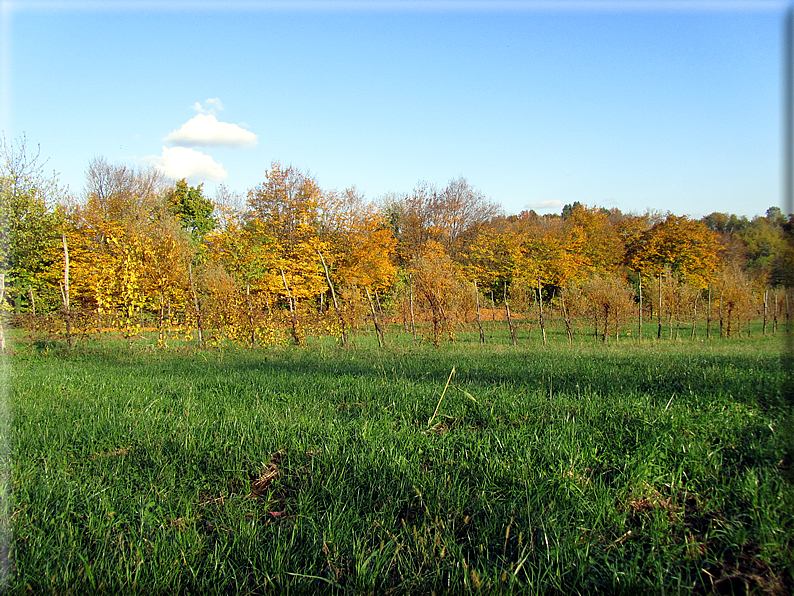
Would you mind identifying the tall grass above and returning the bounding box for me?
[4,332,792,594]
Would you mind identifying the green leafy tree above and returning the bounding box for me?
[0,135,65,313]
[166,178,218,239]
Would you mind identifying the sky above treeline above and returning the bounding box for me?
[1,0,786,219]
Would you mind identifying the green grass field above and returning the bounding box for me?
[3,328,793,594]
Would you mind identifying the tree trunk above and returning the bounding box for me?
[474,280,485,344]
[615,305,620,343]
[657,272,663,340]
[719,279,726,339]
[761,289,769,335]
[491,291,496,326]
[726,305,732,339]
[537,278,547,346]
[669,282,675,340]
[158,295,165,343]
[409,274,417,343]
[246,283,256,347]
[366,287,385,348]
[280,269,300,345]
[638,275,643,341]
[28,286,35,317]
[375,290,383,316]
[61,233,74,349]
[691,290,699,340]
[318,250,346,346]
[560,289,573,344]
[424,290,443,347]
[439,302,453,342]
[706,284,712,339]
[188,262,204,347]
[602,305,609,342]
[0,274,5,353]
[504,282,517,346]
[27,285,36,337]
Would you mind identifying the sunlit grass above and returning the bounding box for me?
[4,330,792,594]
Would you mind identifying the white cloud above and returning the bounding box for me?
[191,97,225,116]
[526,200,563,211]
[143,146,227,183]
[164,113,258,148]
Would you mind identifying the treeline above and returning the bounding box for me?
[1,135,791,349]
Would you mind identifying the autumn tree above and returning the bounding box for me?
[246,162,327,309]
[320,187,397,292]
[410,240,470,346]
[383,177,500,261]
[83,156,166,228]
[582,274,635,342]
[65,158,174,343]
[462,223,521,297]
[717,265,755,338]
[202,214,285,345]
[140,215,191,344]
[318,187,398,343]
[625,214,720,338]
[627,214,720,288]
[561,205,624,281]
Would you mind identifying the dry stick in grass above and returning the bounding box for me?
[427,367,456,429]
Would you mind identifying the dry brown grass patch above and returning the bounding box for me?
[90,446,132,460]
[249,450,285,498]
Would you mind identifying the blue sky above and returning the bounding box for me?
[0,1,786,219]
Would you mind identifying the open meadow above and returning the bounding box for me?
[3,328,793,594]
